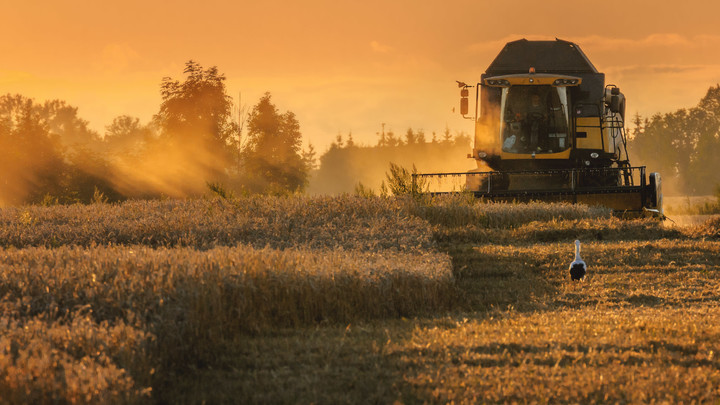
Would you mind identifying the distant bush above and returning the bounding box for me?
[353,181,376,197]
[384,162,428,196]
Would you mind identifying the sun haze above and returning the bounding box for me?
[3,0,720,149]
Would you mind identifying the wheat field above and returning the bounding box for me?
[0,195,718,403]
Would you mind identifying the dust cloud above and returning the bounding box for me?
[473,98,502,157]
[309,139,476,195]
[107,137,230,198]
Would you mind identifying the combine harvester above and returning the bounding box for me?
[414,39,663,216]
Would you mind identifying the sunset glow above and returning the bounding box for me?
[4,0,720,149]
[4,2,720,401]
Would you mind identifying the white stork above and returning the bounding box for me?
[569,239,587,281]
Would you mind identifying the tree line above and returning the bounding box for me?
[0,61,313,205]
[0,57,476,205]
[309,127,473,195]
[628,85,720,195]
[4,61,719,205]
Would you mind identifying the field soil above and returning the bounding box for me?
[203,240,720,404]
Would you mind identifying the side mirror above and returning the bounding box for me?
[460,88,469,116]
[610,95,620,113]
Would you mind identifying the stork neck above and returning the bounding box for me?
[575,241,581,260]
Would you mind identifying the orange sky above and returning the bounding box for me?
[3,0,720,150]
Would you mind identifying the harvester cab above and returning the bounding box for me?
[418,39,662,216]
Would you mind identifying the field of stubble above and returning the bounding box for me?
[0,195,719,403]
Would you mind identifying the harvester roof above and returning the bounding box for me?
[485,39,598,75]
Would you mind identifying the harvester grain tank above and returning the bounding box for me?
[417,39,662,215]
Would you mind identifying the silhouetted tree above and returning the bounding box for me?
[40,99,99,150]
[104,115,153,155]
[405,128,417,145]
[64,146,124,203]
[688,86,720,193]
[303,143,318,172]
[442,125,452,143]
[0,94,129,204]
[335,133,344,148]
[0,94,66,204]
[630,85,720,194]
[154,60,238,186]
[385,130,401,147]
[416,129,427,144]
[242,93,308,194]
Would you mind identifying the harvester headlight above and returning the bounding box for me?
[478,151,488,158]
[590,152,599,158]
[485,79,510,87]
[554,78,580,86]
[584,160,591,166]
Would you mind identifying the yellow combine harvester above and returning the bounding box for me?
[415,38,662,215]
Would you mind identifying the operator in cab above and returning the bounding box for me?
[526,93,548,152]
[503,90,548,153]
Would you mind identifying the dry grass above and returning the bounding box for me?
[433,216,682,245]
[0,195,628,250]
[393,238,720,403]
[0,313,152,404]
[687,215,720,239]
[455,239,720,309]
[390,306,720,404]
[410,195,680,244]
[0,245,453,329]
[190,239,720,404]
[2,195,718,403]
[0,243,453,402]
[0,196,434,251]
[412,195,612,228]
